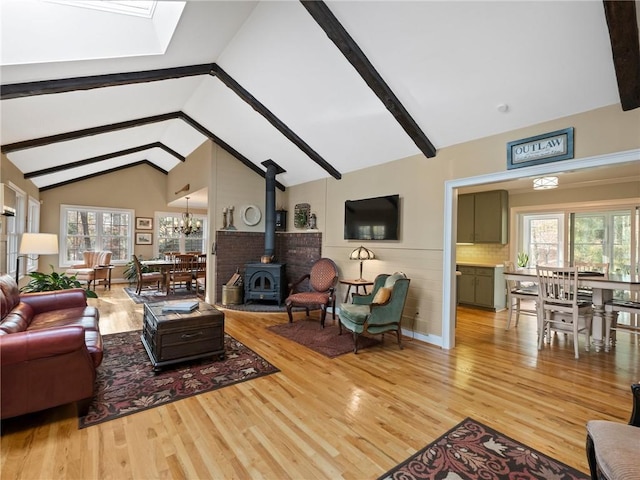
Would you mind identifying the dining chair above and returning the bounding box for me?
[193,254,207,298]
[504,261,538,330]
[132,255,164,295]
[170,254,196,293]
[574,262,610,303]
[536,266,594,359]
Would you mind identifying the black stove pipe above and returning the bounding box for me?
[261,160,285,259]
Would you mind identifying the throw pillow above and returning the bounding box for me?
[373,287,392,304]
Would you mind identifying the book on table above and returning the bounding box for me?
[162,301,199,313]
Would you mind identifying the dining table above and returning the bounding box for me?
[504,269,640,352]
[140,259,175,295]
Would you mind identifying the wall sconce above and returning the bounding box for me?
[533,176,558,190]
[349,246,375,281]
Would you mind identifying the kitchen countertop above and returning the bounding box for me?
[456,261,505,268]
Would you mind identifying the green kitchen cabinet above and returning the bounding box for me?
[456,265,506,311]
[457,190,508,244]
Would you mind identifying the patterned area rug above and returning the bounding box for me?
[123,286,197,304]
[378,417,589,480]
[267,319,380,357]
[79,330,279,429]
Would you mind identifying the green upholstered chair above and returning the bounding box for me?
[338,272,410,353]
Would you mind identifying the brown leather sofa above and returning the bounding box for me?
[0,274,103,419]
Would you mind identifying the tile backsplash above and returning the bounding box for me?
[457,244,510,264]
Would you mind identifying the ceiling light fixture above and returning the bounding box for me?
[533,176,559,190]
[174,197,201,236]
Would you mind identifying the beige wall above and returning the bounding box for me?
[3,104,639,343]
[283,104,640,342]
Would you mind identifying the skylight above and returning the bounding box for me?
[0,1,185,66]
[43,1,157,18]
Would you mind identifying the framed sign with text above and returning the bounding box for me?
[507,127,574,169]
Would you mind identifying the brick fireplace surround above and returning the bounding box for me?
[215,231,322,303]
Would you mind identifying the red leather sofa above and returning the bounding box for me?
[0,274,103,419]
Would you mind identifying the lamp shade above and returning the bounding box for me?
[19,233,59,255]
[349,246,375,261]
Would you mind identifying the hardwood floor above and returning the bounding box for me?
[1,287,638,479]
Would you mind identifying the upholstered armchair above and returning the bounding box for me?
[338,272,410,353]
[586,384,640,479]
[285,258,339,328]
[65,251,112,290]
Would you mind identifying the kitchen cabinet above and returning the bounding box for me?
[457,190,508,244]
[457,265,506,311]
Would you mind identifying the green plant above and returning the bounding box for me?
[21,265,98,298]
[517,252,529,268]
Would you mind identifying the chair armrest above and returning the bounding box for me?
[630,384,640,427]
[352,292,374,304]
[288,274,310,294]
[0,326,87,366]
[20,288,88,314]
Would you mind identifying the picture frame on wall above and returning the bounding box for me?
[136,217,153,230]
[507,127,574,169]
[135,232,153,245]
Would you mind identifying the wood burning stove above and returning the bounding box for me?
[244,263,286,305]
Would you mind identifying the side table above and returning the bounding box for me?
[340,279,374,303]
[93,265,114,290]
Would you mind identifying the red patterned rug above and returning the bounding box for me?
[267,319,380,357]
[79,330,279,429]
[378,417,589,480]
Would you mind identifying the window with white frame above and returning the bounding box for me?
[25,196,41,275]
[61,205,133,266]
[521,213,564,267]
[7,186,26,280]
[155,212,206,255]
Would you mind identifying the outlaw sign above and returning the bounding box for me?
[507,127,574,169]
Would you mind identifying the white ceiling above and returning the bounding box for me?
[1,0,637,205]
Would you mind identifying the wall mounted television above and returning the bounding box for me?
[344,194,400,241]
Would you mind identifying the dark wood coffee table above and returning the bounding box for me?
[141,301,225,372]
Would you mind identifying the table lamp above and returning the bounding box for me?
[16,233,59,282]
[349,246,375,281]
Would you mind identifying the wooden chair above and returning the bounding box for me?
[575,262,610,302]
[536,266,593,359]
[285,258,339,328]
[169,254,195,293]
[586,384,640,480]
[504,261,538,330]
[193,254,207,298]
[132,255,163,294]
[338,272,410,353]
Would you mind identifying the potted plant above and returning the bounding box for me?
[517,252,529,268]
[21,265,98,298]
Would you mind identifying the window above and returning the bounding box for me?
[155,212,206,255]
[25,196,41,275]
[61,205,133,266]
[521,213,564,267]
[6,185,26,280]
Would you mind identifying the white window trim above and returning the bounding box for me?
[59,204,134,267]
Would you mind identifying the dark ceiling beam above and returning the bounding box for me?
[39,160,167,192]
[603,1,640,111]
[0,64,214,100]
[179,112,286,191]
[300,0,437,158]
[210,64,342,180]
[1,112,181,153]
[24,142,183,179]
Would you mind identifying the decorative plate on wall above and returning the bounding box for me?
[294,203,310,229]
[241,205,262,226]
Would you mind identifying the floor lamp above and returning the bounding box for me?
[16,233,59,282]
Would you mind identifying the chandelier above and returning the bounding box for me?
[174,197,201,236]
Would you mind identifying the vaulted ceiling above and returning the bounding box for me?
[1,1,639,204]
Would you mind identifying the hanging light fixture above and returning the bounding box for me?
[174,197,201,236]
[533,176,559,190]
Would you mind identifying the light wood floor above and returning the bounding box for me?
[2,287,638,479]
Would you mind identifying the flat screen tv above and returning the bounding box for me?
[344,194,400,241]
